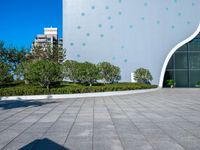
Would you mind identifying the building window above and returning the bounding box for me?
[163,33,200,87]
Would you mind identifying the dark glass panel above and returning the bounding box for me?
[189,71,200,87]
[196,33,200,39]
[188,39,200,51]
[163,71,174,87]
[175,52,188,69]
[166,56,174,69]
[177,44,187,51]
[163,32,200,88]
[188,52,200,69]
[175,71,188,87]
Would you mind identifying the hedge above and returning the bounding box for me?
[0,82,157,96]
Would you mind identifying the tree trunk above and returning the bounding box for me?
[47,84,50,92]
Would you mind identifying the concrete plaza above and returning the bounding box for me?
[0,89,200,150]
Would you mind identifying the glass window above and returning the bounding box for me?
[178,44,187,51]
[163,71,174,87]
[188,39,200,51]
[189,52,200,69]
[196,33,200,39]
[163,32,200,88]
[175,52,188,69]
[189,71,200,87]
[166,56,174,69]
[175,71,188,87]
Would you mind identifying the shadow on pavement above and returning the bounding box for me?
[0,98,57,110]
[19,138,69,150]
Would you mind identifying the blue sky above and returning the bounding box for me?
[0,0,62,49]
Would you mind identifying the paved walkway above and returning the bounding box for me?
[0,89,200,150]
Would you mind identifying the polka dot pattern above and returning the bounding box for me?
[64,0,200,82]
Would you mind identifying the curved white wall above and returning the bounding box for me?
[159,24,200,87]
[63,0,200,85]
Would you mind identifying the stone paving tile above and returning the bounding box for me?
[0,89,200,150]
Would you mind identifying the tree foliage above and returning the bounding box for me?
[0,41,27,70]
[98,62,121,83]
[76,62,100,86]
[26,60,63,89]
[0,62,13,84]
[63,60,100,86]
[134,68,153,84]
[30,44,66,63]
[62,60,80,82]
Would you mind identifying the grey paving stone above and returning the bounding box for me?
[0,89,200,149]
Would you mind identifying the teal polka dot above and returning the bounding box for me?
[141,17,145,21]
[77,26,81,29]
[100,34,104,38]
[86,33,90,37]
[187,21,191,25]
[118,0,122,3]
[144,2,148,6]
[98,24,102,28]
[124,59,128,63]
[81,12,85,16]
[156,20,160,25]
[174,0,177,3]
[192,2,195,6]
[91,5,95,10]
[77,54,81,58]
[70,42,74,46]
[110,25,114,29]
[171,25,175,29]
[108,16,112,20]
[105,6,109,10]
[129,25,133,29]
[118,11,122,15]
[178,12,182,16]
[82,43,86,46]
[165,7,169,11]
[121,45,124,49]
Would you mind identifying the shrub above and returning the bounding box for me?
[165,79,175,88]
[196,81,200,86]
[0,82,157,96]
[134,68,153,84]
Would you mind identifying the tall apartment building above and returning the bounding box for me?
[32,27,62,49]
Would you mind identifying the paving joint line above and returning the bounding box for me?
[111,96,156,150]
[131,95,200,142]
[120,96,187,150]
[63,98,86,146]
[0,100,63,150]
[30,98,78,150]
[103,97,125,150]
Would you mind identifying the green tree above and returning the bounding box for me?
[0,41,27,80]
[26,60,63,90]
[0,62,13,84]
[76,62,100,86]
[98,62,121,83]
[134,68,153,84]
[31,44,66,63]
[62,60,80,82]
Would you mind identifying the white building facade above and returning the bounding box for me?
[63,0,200,87]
